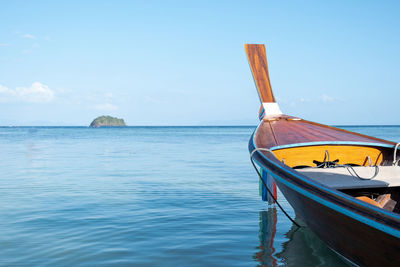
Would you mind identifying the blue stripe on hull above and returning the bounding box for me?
[270,141,395,151]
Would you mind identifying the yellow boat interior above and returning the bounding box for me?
[271,144,400,213]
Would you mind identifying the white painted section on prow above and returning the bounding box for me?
[262,102,282,116]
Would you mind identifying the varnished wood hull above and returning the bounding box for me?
[249,129,400,266]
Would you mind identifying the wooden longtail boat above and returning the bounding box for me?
[246,44,400,266]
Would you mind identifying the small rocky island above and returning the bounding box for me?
[89,116,126,127]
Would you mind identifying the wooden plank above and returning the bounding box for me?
[244,44,276,103]
[254,121,277,149]
[268,119,394,146]
[297,166,400,189]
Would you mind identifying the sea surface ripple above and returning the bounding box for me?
[0,126,398,266]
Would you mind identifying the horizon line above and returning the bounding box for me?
[1,124,400,127]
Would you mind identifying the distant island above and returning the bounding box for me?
[89,116,126,127]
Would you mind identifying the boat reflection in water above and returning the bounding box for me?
[255,207,347,266]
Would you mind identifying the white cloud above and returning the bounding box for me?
[275,96,289,104]
[299,97,311,103]
[17,82,54,102]
[321,94,335,103]
[0,43,10,47]
[93,103,118,111]
[0,82,54,103]
[0,85,13,94]
[22,34,36,39]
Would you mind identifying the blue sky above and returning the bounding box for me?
[0,1,399,125]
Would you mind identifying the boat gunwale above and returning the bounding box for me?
[250,122,400,237]
[269,140,396,151]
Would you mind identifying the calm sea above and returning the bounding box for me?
[0,126,399,266]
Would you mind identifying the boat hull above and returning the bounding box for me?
[276,177,400,266]
[250,135,400,266]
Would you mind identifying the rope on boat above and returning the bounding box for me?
[316,150,379,180]
[367,155,372,167]
[250,148,301,228]
[344,165,379,180]
[316,150,329,168]
[315,150,336,168]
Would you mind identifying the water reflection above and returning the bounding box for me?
[256,207,347,266]
[255,207,278,266]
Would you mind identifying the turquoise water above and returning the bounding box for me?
[0,126,399,266]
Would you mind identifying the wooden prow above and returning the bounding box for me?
[245,44,276,103]
[245,44,282,118]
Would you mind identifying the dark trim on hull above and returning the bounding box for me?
[249,130,400,266]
